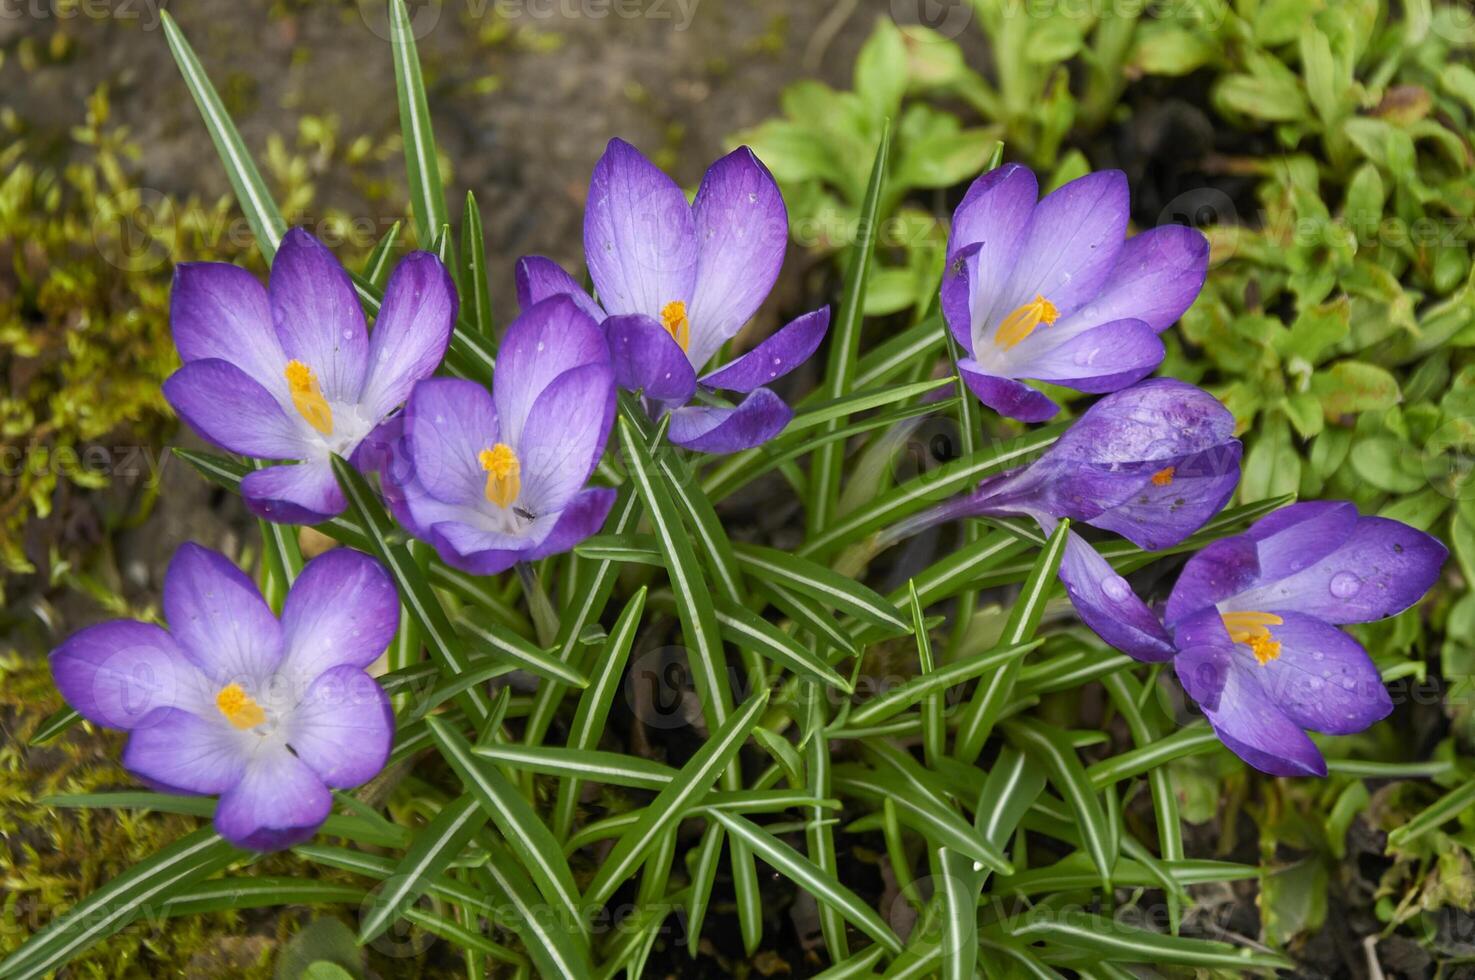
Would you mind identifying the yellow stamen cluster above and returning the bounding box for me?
[285,360,334,436]
[1220,610,1284,666]
[660,300,691,352]
[994,294,1059,350]
[479,443,521,509]
[215,683,267,730]
[1151,466,1176,487]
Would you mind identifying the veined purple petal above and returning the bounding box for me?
[171,262,289,404]
[1085,441,1243,552]
[583,138,696,319]
[956,360,1059,423]
[240,460,346,524]
[1172,634,1232,713]
[359,252,457,421]
[494,296,609,448]
[1041,378,1235,467]
[286,665,393,789]
[1000,170,1128,319]
[164,359,312,460]
[50,621,210,729]
[1054,224,1209,335]
[605,314,696,403]
[1011,319,1164,394]
[122,708,248,796]
[667,387,793,453]
[948,164,1037,346]
[1244,501,1359,582]
[1228,515,1446,625]
[1201,659,1327,777]
[518,363,615,514]
[163,543,283,686]
[427,521,529,576]
[1164,535,1261,626]
[514,255,605,321]
[1252,611,1391,735]
[699,307,829,393]
[213,746,333,850]
[525,487,618,562]
[1054,526,1174,661]
[280,549,399,681]
[685,147,789,370]
[405,378,500,507]
[269,229,368,403]
[941,244,980,355]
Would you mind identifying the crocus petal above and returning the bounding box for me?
[358,252,457,421]
[941,244,981,355]
[427,521,529,576]
[1042,378,1235,467]
[956,360,1059,423]
[1164,535,1262,627]
[1085,441,1243,552]
[948,164,1038,345]
[286,665,394,789]
[1202,660,1327,777]
[1170,612,1234,711]
[240,460,346,524]
[1244,501,1360,582]
[1052,225,1209,336]
[667,387,793,454]
[1229,516,1447,625]
[269,229,368,403]
[518,363,616,514]
[122,708,247,796]
[685,146,789,369]
[404,378,500,506]
[280,549,400,681]
[583,138,696,318]
[50,621,209,729]
[1054,525,1174,661]
[524,487,618,562]
[214,746,333,850]
[699,307,829,393]
[605,314,697,403]
[514,255,605,321]
[1011,319,1164,394]
[164,359,312,460]
[1251,610,1391,735]
[170,262,289,403]
[163,543,283,686]
[494,296,610,447]
[999,170,1128,319]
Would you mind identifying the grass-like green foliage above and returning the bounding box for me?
[4,1,1473,977]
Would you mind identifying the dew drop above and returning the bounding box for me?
[536,341,546,352]
[1101,576,1130,601]
[1330,571,1362,599]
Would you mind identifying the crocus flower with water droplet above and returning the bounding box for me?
[164,228,456,523]
[515,138,830,453]
[49,544,398,850]
[378,295,617,575]
[1164,502,1446,776]
[894,379,1241,660]
[942,164,1209,422]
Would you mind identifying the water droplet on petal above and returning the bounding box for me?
[1330,571,1362,599]
[1101,576,1130,601]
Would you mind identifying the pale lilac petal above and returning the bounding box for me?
[941,244,980,355]
[518,363,615,514]
[956,360,1059,423]
[1054,526,1174,661]
[405,378,500,507]
[1042,378,1235,467]
[948,164,1037,345]
[1012,319,1164,394]
[122,708,248,796]
[50,621,210,729]
[699,307,829,393]
[240,460,346,524]
[667,387,792,453]
[171,262,289,403]
[269,229,368,403]
[427,521,528,576]
[605,314,696,403]
[1244,501,1359,582]
[163,543,283,686]
[1202,660,1327,777]
[1057,225,1209,335]
[1085,441,1243,551]
[287,665,393,789]
[214,746,333,851]
[164,359,312,460]
[1000,170,1128,319]
[524,487,618,562]
[1164,535,1261,626]
[280,549,399,681]
[583,138,696,319]
[685,147,789,369]
[514,255,605,321]
[358,252,457,420]
[494,296,609,447]
[1252,611,1390,735]
[1229,517,1447,624]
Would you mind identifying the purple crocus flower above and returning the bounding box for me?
[942,164,1209,422]
[898,379,1241,660]
[514,138,830,454]
[379,295,617,575]
[49,544,398,850]
[1164,502,1446,776]
[164,228,456,524]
